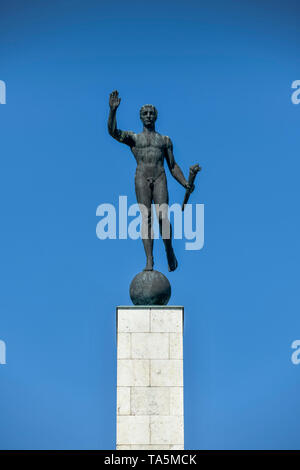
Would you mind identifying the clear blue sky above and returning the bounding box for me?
[1,0,300,450]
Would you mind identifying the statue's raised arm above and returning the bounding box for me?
[108,90,135,146]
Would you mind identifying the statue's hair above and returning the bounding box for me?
[140,104,158,120]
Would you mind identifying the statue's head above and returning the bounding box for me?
[140,104,158,127]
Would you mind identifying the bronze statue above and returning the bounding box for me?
[108,90,197,273]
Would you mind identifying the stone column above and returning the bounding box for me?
[116,306,184,450]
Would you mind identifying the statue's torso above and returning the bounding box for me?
[131,132,166,179]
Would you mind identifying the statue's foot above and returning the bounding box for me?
[167,250,178,272]
[143,257,154,271]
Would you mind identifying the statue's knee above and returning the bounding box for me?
[159,213,169,224]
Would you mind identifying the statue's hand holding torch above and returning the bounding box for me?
[181,164,201,211]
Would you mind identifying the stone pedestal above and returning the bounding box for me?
[116,306,184,450]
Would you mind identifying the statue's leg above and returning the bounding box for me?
[153,173,178,272]
[135,173,154,271]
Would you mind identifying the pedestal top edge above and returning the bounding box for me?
[116,306,184,309]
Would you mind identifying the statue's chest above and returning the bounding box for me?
[135,134,164,151]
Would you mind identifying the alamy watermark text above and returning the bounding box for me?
[96,197,204,250]
[291,80,300,104]
[0,80,6,104]
[0,340,6,364]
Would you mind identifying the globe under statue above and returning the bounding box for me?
[108,90,201,305]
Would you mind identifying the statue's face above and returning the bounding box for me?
[140,107,157,126]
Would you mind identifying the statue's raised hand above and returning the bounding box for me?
[109,90,121,110]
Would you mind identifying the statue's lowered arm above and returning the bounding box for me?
[164,137,192,190]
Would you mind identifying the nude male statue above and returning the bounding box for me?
[108,90,194,272]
